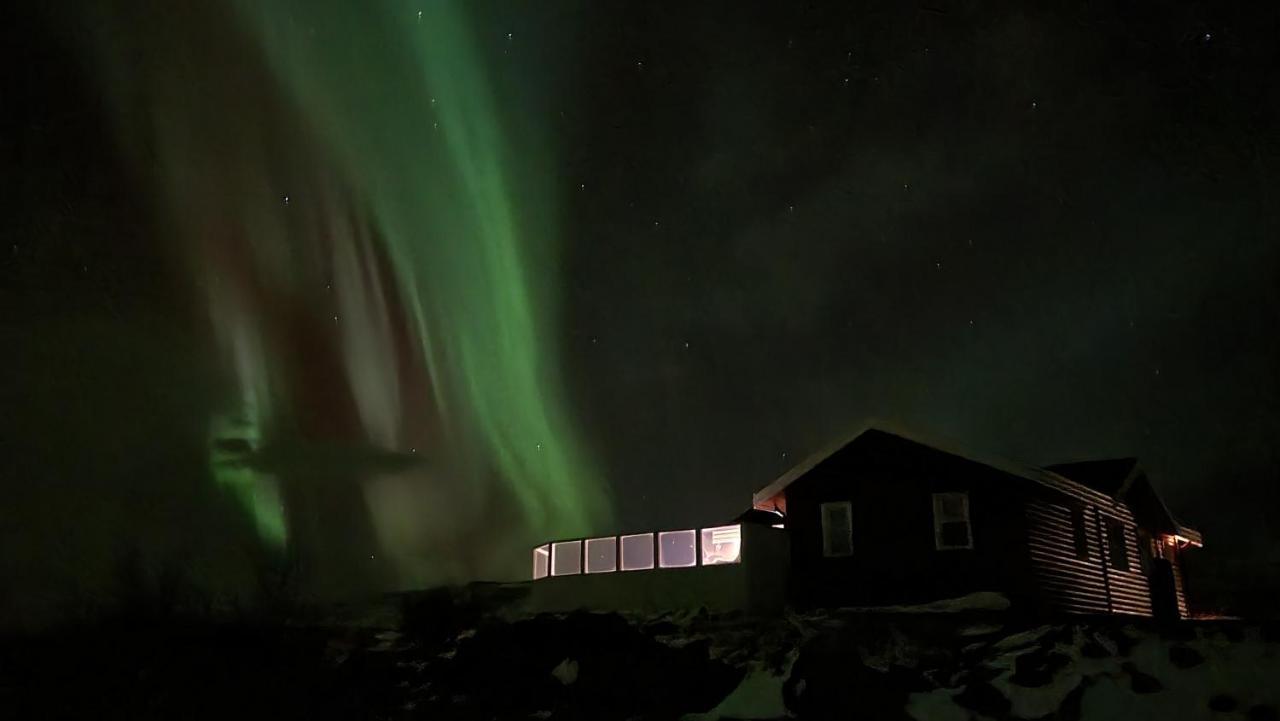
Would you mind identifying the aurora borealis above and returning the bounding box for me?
[69,0,610,593]
[5,0,1280,625]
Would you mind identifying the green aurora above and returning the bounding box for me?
[85,0,610,586]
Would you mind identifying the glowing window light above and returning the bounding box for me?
[658,529,697,568]
[550,540,582,576]
[700,525,742,565]
[585,536,618,574]
[532,544,550,580]
[620,533,655,571]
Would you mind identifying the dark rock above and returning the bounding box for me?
[1261,623,1280,645]
[1219,625,1246,643]
[1158,623,1197,643]
[1248,704,1280,721]
[1011,649,1072,687]
[1121,662,1163,694]
[954,680,1011,717]
[1054,679,1089,721]
[1169,644,1205,669]
[1043,625,1076,647]
[1100,627,1138,657]
[785,631,927,721]
[1209,694,1239,712]
[1080,639,1111,659]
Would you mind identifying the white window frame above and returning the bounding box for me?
[658,529,698,568]
[820,501,853,557]
[619,532,655,571]
[532,544,550,580]
[584,536,618,574]
[700,524,743,566]
[550,540,583,575]
[932,492,974,550]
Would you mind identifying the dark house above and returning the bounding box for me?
[751,427,1203,619]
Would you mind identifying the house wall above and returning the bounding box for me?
[1159,538,1189,618]
[783,433,1036,609]
[1024,497,1153,617]
[530,525,789,614]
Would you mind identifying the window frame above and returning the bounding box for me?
[584,536,618,574]
[1069,505,1090,561]
[932,492,974,551]
[700,524,743,566]
[532,544,550,580]
[1104,518,1131,571]
[619,532,656,571]
[657,529,698,568]
[550,540,583,576]
[819,501,854,558]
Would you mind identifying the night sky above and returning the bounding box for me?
[3,1,1278,623]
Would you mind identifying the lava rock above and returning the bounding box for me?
[1011,649,1073,687]
[1080,639,1111,659]
[1209,694,1239,712]
[786,632,928,721]
[1100,627,1138,657]
[1121,662,1163,694]
[954,680,1011,717]
[1168,644,1205,669]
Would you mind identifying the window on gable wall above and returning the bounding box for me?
[1070,506,1090,560]
[932,492,973,550]
[1105,519,1130,571]
[820,501,853,557]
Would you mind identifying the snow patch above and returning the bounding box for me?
[682,653,796,720]
[551,658,579,686]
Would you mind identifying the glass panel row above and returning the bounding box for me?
[533,524,742,579]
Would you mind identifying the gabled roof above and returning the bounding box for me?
[753,425,1121,510]
[1043,458,1141,497]
[1046,458,1202,547]
[752,424,1202,546]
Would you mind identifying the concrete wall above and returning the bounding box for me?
[531,525,789,615]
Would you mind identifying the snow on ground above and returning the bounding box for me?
[682,652,795,721]
[905,624,1280,721]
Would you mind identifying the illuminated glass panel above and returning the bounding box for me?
[658,529,697,568]
[532,544,550,580]
[620,533,655,571]
[700,525,742,565]
[585,536,617,574]
[551,540,582,576]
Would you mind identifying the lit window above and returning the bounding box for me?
[551,540,582,576]
[933,492,973,550]
[658,529,697,568]
[820,502,853,557]
[532,544,550,580]
[620,533,655,571]
[700,525,742,565]
[585,536,617,574]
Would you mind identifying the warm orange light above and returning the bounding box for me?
[1163,534,1202,549]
